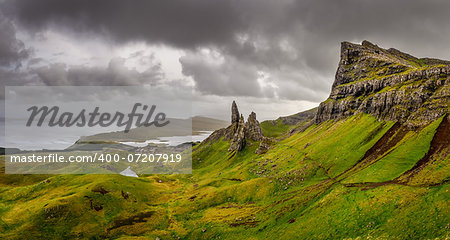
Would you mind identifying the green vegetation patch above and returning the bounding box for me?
[281,114,395,178]
[345,117,443,183]
[261,119,293,138]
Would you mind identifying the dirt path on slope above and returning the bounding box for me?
[332,122,410,181]
[394,115,449,183]
[342,115,449,188]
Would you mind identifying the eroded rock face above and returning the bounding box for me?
[316,40,450,125]
[205,101,266,152]
[231,100,240,124]
[245,112,263,141]
[255,137,275,154]
[229,114,246,151]
[228,109,266,151]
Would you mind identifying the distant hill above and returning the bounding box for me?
[77,116,229,143]
[260,108,317,137]
[191,116,229,131]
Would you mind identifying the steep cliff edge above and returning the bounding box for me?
[316,40,450,125]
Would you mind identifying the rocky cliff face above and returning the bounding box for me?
[315,40,450,125]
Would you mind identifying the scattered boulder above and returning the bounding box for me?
[121,190,130,200]
[255,137,275,154]
[92,186,109,195]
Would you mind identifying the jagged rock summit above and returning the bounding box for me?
[231,100,240,124]
[204,101,265,152]
[228,102,265,151]
[316,40,450,125]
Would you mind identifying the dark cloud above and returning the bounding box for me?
[0,11,30,68]
[33,57,163,86]
[5,0,246,49]
[27,57,44,66]
[0,68,35,100]
[0,57,164,101]
[180,51,263,98]
[2,0,450,102]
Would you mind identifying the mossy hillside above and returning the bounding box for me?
[271,184,449,240]
[0,158,51,187]
[343,117,443,183]
[181,113,447,239]
[5,147,192,175]
[0,171,180,239]
[277,114,395,178]
[400,151,450,186]
[260,108,316,138]
[0,112,449,239]
[260,119,293,138]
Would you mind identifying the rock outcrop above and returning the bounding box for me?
[245,112,264,141]
[255,137,275,154]
[228,104,265,152]
[231,101,240,124]
[229,114,246,151]
[205,101,265,152]
[315,40,450,126]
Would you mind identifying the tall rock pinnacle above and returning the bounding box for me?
[245,112,263,141]
[205,101,266,152]
[231,101,240,124]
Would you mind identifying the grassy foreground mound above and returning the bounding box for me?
[0,113,448,239]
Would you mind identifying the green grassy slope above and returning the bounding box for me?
[260,118,293,138]
[260,107,316,138]
[0,113,449,239]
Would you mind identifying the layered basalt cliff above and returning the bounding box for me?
[316,41,450,125]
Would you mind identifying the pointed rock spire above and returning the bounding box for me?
[231,100,240,124]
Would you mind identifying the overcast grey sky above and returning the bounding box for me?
[1,0,450,121]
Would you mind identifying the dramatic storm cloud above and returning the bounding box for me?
[33,57,163,86]
[0,11,30,68]
[1,0,450,117]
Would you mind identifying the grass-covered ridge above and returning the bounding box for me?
[0,112,448,239]
[260,107,316,138]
